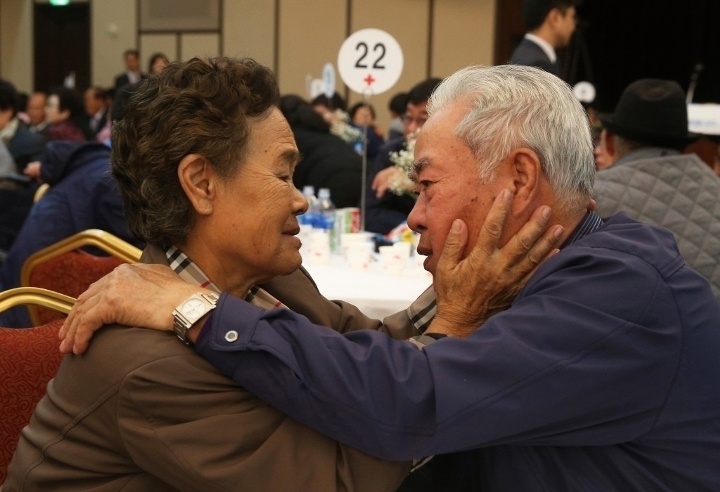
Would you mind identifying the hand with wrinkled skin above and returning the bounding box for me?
[59,263,207,355]
[427,189,564,338]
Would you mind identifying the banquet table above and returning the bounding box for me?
[301,253,433,320]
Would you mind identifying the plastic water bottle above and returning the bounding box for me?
[316,188,338,252]
[299,185,318,227]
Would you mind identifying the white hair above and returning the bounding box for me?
[428,65,595,212]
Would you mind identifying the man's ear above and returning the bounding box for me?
[177,154,216,216]
[601,129,617,157]
[546,7,561,26]
[507,147,542,218]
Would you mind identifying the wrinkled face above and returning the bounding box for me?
[45,95,69,124]
[27,93,46,126]
[208,108,307,282]
[407,101,507,274]
[402,100,429,136]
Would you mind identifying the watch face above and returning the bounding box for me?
[181,298,206,319]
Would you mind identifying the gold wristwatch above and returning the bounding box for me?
[172,292,219,345]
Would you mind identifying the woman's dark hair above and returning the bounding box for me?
[279,94,330,132]
[147,52,170,74]
[310,92,347,112]
[349,101,376,121]
[112,56,280,247]
[0,79,20,116]
[49,87,94,139]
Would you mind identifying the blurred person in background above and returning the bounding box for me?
[509,0,577,79]
[148,52,170,76]
[26,91,48,136]
[45,87,93,142]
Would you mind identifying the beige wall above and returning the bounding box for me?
[223,0,275,67]
[277,0,348,99]
[92,0,138,88]
[0,0,34,92]
[1,0,495,130]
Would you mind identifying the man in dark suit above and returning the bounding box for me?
[83,86,110,139]
[113,49,144,96]
[509,0,577,79]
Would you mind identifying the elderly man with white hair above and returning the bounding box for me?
[61,65,720,490]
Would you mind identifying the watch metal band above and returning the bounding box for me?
[172,292,219,345]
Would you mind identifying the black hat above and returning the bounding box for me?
[598,79,699,150]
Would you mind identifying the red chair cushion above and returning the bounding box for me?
[0,319,65,483]
[28,250,125,324]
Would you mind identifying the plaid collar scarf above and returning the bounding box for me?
[164,245,286,312]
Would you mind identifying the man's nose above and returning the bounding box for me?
[407,198,425,233]
[293,187,309,215]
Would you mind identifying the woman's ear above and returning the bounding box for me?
[177,154,216,216]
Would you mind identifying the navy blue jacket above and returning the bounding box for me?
[196,214,720,490]
[6,123,45,171]
[0,141,139,327]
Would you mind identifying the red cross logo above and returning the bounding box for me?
[363,73,376,86]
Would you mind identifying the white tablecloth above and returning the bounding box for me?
[302,254,433,320]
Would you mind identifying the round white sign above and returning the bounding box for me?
[573,81,596,104]
[337,28,403,96]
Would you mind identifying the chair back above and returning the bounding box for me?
[0,287,74,483]
[21,229,141,325]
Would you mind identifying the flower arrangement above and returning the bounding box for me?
[326,109,363,144]
[387,132,418,197]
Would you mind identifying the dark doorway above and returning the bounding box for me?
[33,3,90,93]
[493,0,525,67]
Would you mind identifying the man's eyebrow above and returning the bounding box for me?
[409,159,429,182]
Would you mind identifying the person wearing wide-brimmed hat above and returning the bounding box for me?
[594,78,720,301]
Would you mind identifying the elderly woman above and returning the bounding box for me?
[3,57,409,491]
[44,87,93,142]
